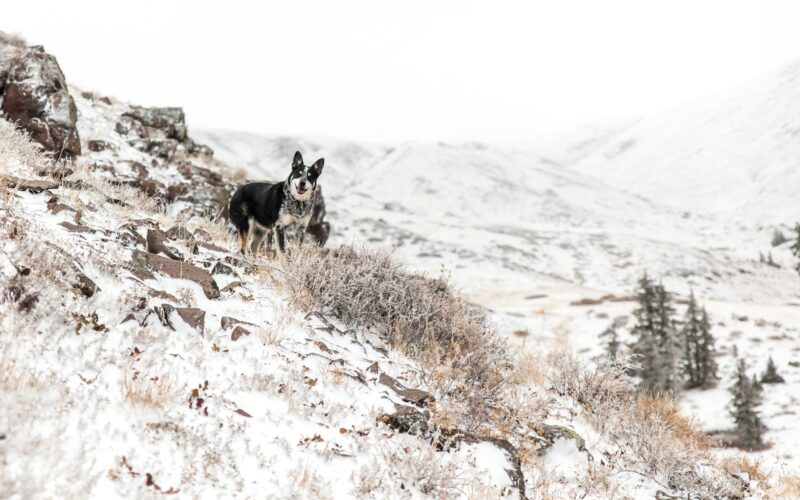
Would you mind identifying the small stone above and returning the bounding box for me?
[59,221,96,234]
[378,373,434,407]
[230,325,251,341]
[157,303,205,334]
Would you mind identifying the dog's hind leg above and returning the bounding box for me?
[238,230,248,255]
[242,218,260,256]
[250,229,268,255]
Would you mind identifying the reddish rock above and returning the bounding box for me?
[47,203,81,223]
[378,373,434,407]
[146,229,182,260]
[59,221,96,234]
[3,175,59,193]
[87,140,116,152]
[36,164,74,179]
[131,250,220,299]
[156,303,205,334]
[1,46,81,158]
[164,225,193,241]
[230,325,251,341]
[220,316,258,330]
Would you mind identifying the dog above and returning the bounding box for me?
[228,151,324,256]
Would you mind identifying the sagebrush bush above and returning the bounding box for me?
[284,245,512,431]
[547,351,744,498]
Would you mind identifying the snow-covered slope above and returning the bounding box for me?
[4,32,800,498]
[199,131,800,306]
[570,60,800,225]
[197,57,800,484]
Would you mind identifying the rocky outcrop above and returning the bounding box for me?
[122,106,187,142]
[117,106,212,161]
[1,46,81,158]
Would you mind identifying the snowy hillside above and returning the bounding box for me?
[569,59,800,225]
[198,57,800,490]
[2,35,774,499]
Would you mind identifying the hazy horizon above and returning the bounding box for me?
[5,0,800,144]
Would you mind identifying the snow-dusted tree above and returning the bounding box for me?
[761,356,785,384]
[630,274,680,393]
[681,293,718,388]
[792,223,800,275]
[729,358,766,449]
[771,229,788,247]
[600,323,620,360]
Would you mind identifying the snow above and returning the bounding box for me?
[5,41,800,498]
[198,57,800,483]
[541,438,587,481]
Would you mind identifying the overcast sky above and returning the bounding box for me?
[5,1,800,144]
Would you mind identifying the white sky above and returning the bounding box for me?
[5,0,800,144]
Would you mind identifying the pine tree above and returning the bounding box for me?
[792,223,800,276]
[652,284,680,392]
[729,358,766,449]
[630,274,679,393]
[681,293,718,388]
[761,356,785,384]
[630,274,658,387]
[697,308,718,385]
[600,323,620,360]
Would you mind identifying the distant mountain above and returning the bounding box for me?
[569,59,800,224]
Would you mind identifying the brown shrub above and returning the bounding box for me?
[284,245,511,431]
[546,351,744,498]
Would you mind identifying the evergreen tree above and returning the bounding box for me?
[792,223,800,276]
[600,323,620,360]
[681,293,718,388]
[630,274,679,393]
[767,252,778,268]
[652,284,680,392]
[761,356,785,384]
[771,229,788,247]
[729,358,766,449]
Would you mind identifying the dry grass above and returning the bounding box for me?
[0,119,49,174]
[284,245,512,431]
[547,349,632,413]
[636,393,710,452]
[771,474,800,499]
[546,351,745,498]
[121,365,178,408]
[721,455,767,483]
[0,31,26,47]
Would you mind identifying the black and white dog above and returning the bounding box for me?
[229,151,324,256]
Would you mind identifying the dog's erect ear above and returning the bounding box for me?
[292,151,304,169]
[310,158,324,176]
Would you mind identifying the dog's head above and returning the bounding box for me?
[287,151,324,202]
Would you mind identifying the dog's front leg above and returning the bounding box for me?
[275,225,287,256]
[298,225,307,247]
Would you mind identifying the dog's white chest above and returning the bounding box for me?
[279,213,297,227]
